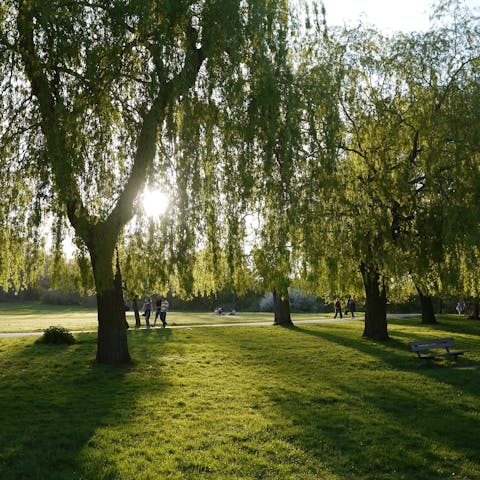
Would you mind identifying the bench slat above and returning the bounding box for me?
[409,337,455,350]
[409,337,465,360]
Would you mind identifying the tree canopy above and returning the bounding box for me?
[1,0,479,359]
[1,0,294,363]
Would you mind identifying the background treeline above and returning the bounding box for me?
[0,256,465,315]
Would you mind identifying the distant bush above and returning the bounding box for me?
[41,290,82,306]
[258,293,274,312]
[79,295,97,308]
[37,326,76,345]
[259,289,323,313]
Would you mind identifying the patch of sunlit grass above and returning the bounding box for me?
[0,303,338,333]
[0,316,479,479]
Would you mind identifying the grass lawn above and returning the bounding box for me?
[0,302,336,333]
[0,313,479,479]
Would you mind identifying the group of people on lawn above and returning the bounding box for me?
[334,296,356,319]
[141,296,169,328]
[134,295,354,327]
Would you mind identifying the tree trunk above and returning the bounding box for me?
[232,292,239,312]
[415,285,437,324]
[89,241,131,365]
[470,301,479,319]
[360,263,388,340]
[272,288,293,326]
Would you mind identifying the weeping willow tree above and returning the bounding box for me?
[0,29,45,295]
[0,154,44,294]
[119,0,305,326]
[296,0,480,340]
[431,2,480,314]
[290,11,349,309]
[249,12,301,326]
[379,3,480,324]
[1,0,292,364]
[327,25,446,339]
[241,2,338,326]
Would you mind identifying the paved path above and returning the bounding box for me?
[0,314,420,338]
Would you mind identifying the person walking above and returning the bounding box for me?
[142,297,152,328]
[154,296,169,327]
[456,301,464,315]
[334,298,343,319]
[154,297,162,327]
[159,296,169,328]
[346,296,356,318]
[133,294,141,328]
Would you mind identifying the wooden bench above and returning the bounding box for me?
[409,337,466,360]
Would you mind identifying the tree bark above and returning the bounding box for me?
[360,263,389,340]
[232,292,239,312]
[415,285,437,324]
[470,301,479,319]
[90,241,130,364]
[272,288,293,326]
[96,285,130,364]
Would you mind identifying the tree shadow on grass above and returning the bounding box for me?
[286,324,414,365]
[290,323,480,398]
[289,322,479,369]
[260,325,480,479]
[0,330,174,480]
[267,377,479,479]
[388,315,480,338]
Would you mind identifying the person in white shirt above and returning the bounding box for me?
[154,296,169,327]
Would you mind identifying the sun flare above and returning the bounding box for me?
[142,189,170,218]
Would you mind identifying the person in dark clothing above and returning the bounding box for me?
[133,295,141,327]
[334,298,343,319]
[142,297,152,328]
[345,296,356,318]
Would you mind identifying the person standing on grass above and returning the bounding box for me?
[159,296,169,328]
[346,296,356,318]
[334,298,343,319]
[154,297,162,327]
[154,296,169,327]
[456,301,465,315]
[142,297,152,328]
[133,294,141,328]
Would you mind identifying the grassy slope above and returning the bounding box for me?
[0,315,479,479]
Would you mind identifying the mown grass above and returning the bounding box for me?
[0,315,479,479]
[0,303,99,333]
[0,302,337,333]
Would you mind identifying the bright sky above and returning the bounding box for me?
[322,0,480,32]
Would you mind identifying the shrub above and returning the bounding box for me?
[37,326,76,345]
[258,293,273,312]
[40,289,82,305]
[259,289,323,313]
[289,289,322,312]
